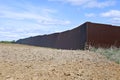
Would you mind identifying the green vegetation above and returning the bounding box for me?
[89,47,120,64]
[0,40,15,43]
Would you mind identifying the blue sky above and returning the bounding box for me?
[0,0,120,41]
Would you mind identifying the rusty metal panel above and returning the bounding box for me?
[87,22,120,48]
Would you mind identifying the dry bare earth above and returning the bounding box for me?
[0,43,120,80]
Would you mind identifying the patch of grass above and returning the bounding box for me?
[0,40,15,44]
[89,47,120,64]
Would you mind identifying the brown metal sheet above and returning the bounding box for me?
[87,22,120,48]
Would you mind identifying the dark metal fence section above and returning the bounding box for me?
[87,22,120,48]
[16,33,59,48]
[55,23,87,49]
[16,23,87,50]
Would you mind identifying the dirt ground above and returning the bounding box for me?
[0,43,120,80]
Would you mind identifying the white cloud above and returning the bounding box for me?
[0,6,70,25]
[38,19,71,25]
[85,13,96,17]
[112,18,120,25]
[85,0,115,8]
[101,10,120,17]
[49,0,116,8]
[101,10,120,25]
[49,0,91,5]
[0,2,71,41]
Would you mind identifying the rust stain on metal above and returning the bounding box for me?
[87,22,120,48]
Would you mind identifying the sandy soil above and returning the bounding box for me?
[0,43,120,80]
